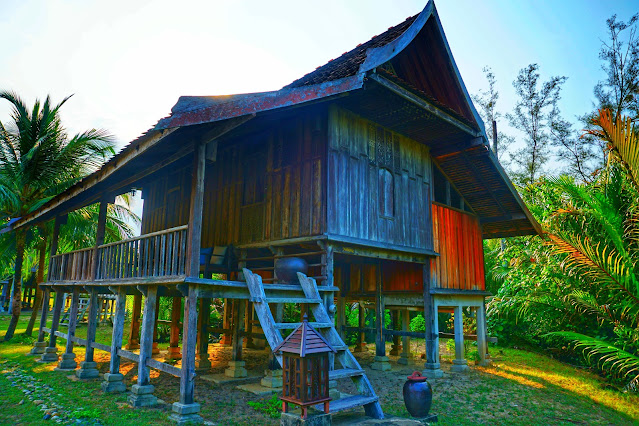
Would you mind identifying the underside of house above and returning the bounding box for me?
[14,1,539,423]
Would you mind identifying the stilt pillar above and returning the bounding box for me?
[41,291,64,362]
[476,303,491,366]
[166,296,182,360]
[389,310,402,356]
[371,264,390,371]
[102,286,127,392]
[128,286,158,407]
[423,262,443,378]
[225,299,247,378]
[353,302,366,352]
[56,287,80,370]
[171,139,206,424]
[152,297,160,355]
[219,298,232,346]
[76,289,100,379]
[195,298,211,371]
[451,305,469,373]
[398,309,412,365]
[126,293,142,350]
[29,288,50,355]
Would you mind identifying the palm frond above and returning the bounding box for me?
[549,331,639,386]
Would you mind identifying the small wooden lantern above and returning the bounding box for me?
[274,314,336,419]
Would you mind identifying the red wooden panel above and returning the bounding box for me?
[430,204,485,291]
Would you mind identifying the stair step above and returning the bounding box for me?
[274,322,333,329]
[329,368,364,380]
[265,297,322,304]
[329,395,379,414]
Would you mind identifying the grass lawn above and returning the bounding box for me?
[1,313,638,425]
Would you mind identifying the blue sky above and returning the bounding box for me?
[1,0,637,225]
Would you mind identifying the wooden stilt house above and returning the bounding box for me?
[13,1,540,423]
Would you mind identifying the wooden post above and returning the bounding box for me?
[152,297,160,355]
[102,286,127,393]
[476,303,491,366]
[243,301,254,349]
[451,305,469,373]
[423,261,442,377]
[389,309,402,356]
[172,284,202,422]
[371,263,390,371]
[225,299,247,378]
[398,309,412,365]
[29,288,50,355]
[57,286,79,370]
[219,299,232,346]
[76,289,100,379]
[126,294,142,350]
[186,142,206,278]
[353,302,366,352]
[47,216,63,282]
[166,296,182,360]
[128,286,158,407]
[91,196,110,280]
[195,297,211,371]
[41,291,64,362]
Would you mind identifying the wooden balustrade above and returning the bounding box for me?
[48,247,94,281]
[96,225,189,280]
[48,225,189,282]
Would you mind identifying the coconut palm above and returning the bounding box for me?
[0,91,116,340]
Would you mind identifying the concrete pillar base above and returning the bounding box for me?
[152,342,160,356]
[397,353,413,365]
[451,359,469,373]
[261,369,283,388]
[40,347,59,363]
[170,402,203,425]
[75,361,100,379]
[224,360,247,378]
[128,384,157,407]
[423,363,444,379]
[125,341,140,350]
[478,359,493,367]
[195,355,211,372]
[28,341,47,355]
[165,347,182,360]
[370,356,391,371]
[56,353,77,370]
[389,343,402,356]
[101,373,127,393]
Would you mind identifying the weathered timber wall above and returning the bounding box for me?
[141,165,191,234]
[140,109,327,246]
[327,106,432,250]
[431,203,485,291]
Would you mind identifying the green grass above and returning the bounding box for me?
[2,314,639,425]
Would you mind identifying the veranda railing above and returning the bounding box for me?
[96,225,189,280]
[48,247,94,281]
[48,225,189,282]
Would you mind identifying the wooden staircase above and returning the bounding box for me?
[243,268,384,419]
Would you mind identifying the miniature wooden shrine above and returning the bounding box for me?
[275,313,336,419]
[7,1,540,424]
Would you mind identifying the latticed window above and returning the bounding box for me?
[379,168,394,217]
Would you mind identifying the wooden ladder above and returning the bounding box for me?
[243,268,384,419]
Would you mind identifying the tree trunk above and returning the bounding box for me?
[25,231,47,336]
[4,229,26,341]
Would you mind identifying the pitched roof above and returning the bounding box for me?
[285,15,419,89]
[273,315,336,357]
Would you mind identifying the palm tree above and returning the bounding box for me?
[0,91,115,340]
